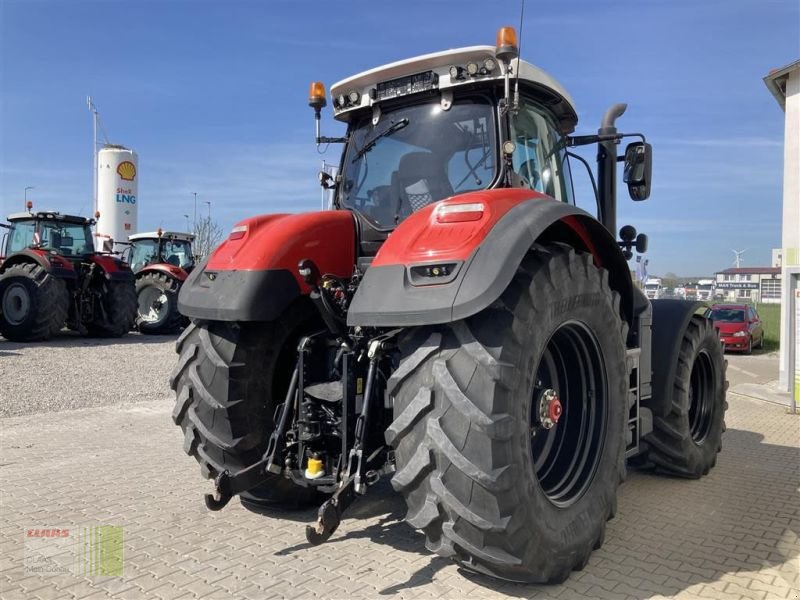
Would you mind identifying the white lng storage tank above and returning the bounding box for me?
[96,145,138,251]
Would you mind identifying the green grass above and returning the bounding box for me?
[756,303,781,352]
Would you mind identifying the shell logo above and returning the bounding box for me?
[117,161,137,181]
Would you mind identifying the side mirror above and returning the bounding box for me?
[623,141,652,201]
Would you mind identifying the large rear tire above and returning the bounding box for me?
[0,263,69,342]
[641,316,726,478]
[86,280,137,337]
[136,272,184,335]
[170,301,321,508]
[388,244,628,583]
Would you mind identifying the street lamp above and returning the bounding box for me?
[193,192,197,227]
[24,186,34,210]
[205,201,211,220]
[184,214,190,232]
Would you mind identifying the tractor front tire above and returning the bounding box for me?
[388,244,628,583]
[86,280,137,337]
[641,316,727,478]
[136,272,184,335]
[170,302,321,509]
[0,263,69,342]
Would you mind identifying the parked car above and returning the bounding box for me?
[707,304,764,354]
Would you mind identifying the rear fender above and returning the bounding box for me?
[179,211,356,322]
[646,300,709,418]
[90,255,135,281]
[137,263,189,282]
[0,250,77,280]
[347,189,633,327]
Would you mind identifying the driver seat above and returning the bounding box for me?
[391,152,454,221]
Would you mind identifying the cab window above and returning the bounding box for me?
[341,98,497,229]
[9,222,36,252]
[162,239,193,269]
[511,97,572,203]
[130,239,158,272]
[39,222,92,256]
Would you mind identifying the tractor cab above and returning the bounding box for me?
[2,212,95,262]
[311,28,651,257]
[317,41,578,243]
[127,231,195,274]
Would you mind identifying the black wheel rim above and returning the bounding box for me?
[688,349,715,444]
[530,321,608,508]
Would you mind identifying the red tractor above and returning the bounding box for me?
[0,209,137,341]
[170,27,727,583]
[127,230,194,334]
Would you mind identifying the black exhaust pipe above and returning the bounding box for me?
[597,103,627,237]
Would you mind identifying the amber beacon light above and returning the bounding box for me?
[309,81,327,109]
[495,26,519,62]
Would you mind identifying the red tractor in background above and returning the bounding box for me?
[126,230,194,334]
[170,27,727,583]
[0,208,137,342]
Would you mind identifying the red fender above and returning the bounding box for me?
[178,211,356,322]
[89,254,134,280]
[372,188,550,266]
[0,249,76,276]
[137,263,189,282]
[207,211,356,293]
[348,189,632,327]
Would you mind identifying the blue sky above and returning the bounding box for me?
[1,0,797,276]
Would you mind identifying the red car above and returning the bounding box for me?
[708,304,764,354]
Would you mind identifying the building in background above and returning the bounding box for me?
[772,248,783,267]
[764,60,799,397]
[714,267,782,304]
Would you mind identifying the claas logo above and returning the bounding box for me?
[117,161,136,181]
[27,529,70,538]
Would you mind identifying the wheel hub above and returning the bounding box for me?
[537,388,562,430]
[138,287,169,323]
[2,283,31,326]
[529,321,608,508]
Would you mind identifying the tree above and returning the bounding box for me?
[663,272,679,290]
[192,216,223,262]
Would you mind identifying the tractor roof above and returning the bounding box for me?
[129,231,195,242]
[7,211,91,225]
[330,45,578,133]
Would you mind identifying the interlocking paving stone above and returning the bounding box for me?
[1,339,799,600]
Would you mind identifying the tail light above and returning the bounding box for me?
[229,225,248,240]
[435,202,485,223]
